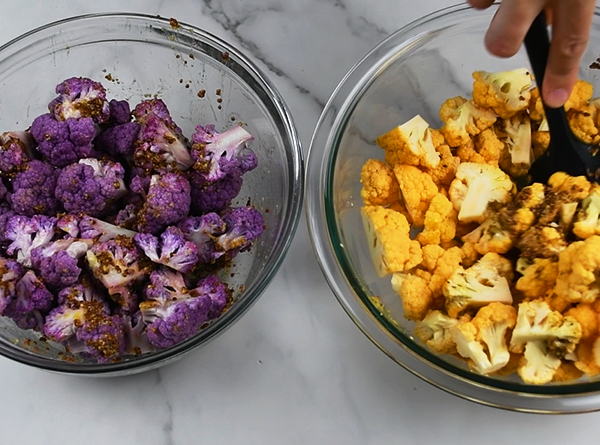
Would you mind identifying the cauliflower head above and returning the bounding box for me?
[376,115,440,169]
[414,310,460,354]
[416,193,457,245]
[393,164,438,227]
[554,235,600,304]
[443,252,513,318]
[448,162,515,223]
[573,188,600,239]
[515,257,559,300]
[391,273,436,321]
[472,68,532,119]
[439,96,497,147]
[509,300,582,384]
[452,302,517,374]
[497,112,533,178]
[360,158,400,206]
[360,205,422,277]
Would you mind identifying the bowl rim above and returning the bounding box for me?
[0,12,304,375]
[306,1,600,413]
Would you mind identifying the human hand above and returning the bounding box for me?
[468,0,596,108]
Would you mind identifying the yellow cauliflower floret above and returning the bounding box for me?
[427,143,460,187]
[515,258,559,300]
[461,241,481,268]
[414,310,460,354]
[452,302,517,374]
[421,244,445,271]
[474,128,503,166]
[419,245,465,299]
[448,162,515,223]
[429,129,447,148]
[568,105,600,145]
[552,361,584,383]
[444,253,513,318]
[416,193,457,245]
[543,291,573,314]
[565,79,594,112]
[429,247,464,298]
[439,96,498,147]
[376,115,441,169]
[573,188,600,239]
[472,68,532,119]
[565,304,599,341]
[497,112,533,178]
[391,273,436,321]
[554,235,600,304]
[548,172,591,202]
[361,205,423,277]
[528,87,545,122]
[360,159,400,206]
[393,164,438,227]
[531,119,550,159]
[574,338,600,377]
[456,139,487,164]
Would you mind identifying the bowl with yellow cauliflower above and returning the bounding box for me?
[306,3,600,413]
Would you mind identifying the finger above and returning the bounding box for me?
[484,0,547,58]
[543,0,596,107]
[468,0,495,9]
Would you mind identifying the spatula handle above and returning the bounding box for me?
[523,12,571,157]
[524,12,550,89]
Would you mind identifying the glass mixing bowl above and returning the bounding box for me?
[307,3,600,413]
[0,13,303,376]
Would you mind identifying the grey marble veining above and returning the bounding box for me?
[3,1,600,444]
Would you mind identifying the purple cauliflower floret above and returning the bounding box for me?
[73,313,126,362]
[94,122,140,157]
[79,216,137,242]
[57,279,109,311]
[10,160,61,216]
[43,304,86,343]
[44,291,125,362]
[85,236,152,311]
[107,99,132,126]
[188,170,242,214]
[215,207,265,259]
[140,270,228,349]
[0,204,16,244]
[130,173,151,196]
[55,158,127,216]
[132,98,172,122]
[0,258,25,315]
[0,131,34,175]
[30,238,91,289]
[4,306,44,331]
[122,311,155,356]
[48,77,110,124]
[113,203,138,229]
[132,99,194,172]
[178,214,226,264]
[5,215,57,267]
[57,214,80,238]
[0,180,6,201]
[30,113,98,168]
[134,226,199,273]
[191,124,257,182]
[10,270,54,314]
[137,173,191,234]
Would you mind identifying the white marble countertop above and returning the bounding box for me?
[2,0,600,444]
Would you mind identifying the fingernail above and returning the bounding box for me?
[546,88,569,108]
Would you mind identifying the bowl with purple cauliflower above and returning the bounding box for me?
[0,14,303,375]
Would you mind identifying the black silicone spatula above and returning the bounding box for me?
[524,12,600,184]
